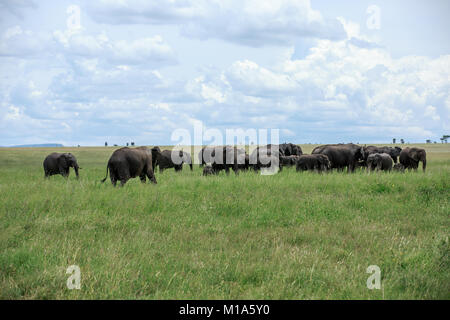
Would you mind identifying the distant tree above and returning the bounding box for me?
[113,144,118,146]
[400,139,404,144]
[392,138,396,144]
[426,139,431,144]
[441,135,449,143]
[131,142,135,146]
[126,142,129,146]
[105,142,108,147]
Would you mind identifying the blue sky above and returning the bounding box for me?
[0,0,449,146]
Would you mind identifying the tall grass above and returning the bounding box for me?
[0,145,449,299]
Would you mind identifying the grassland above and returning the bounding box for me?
[0,144,449,299]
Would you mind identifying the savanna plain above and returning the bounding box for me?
[0,144,449,299]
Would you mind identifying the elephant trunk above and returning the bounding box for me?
[73,164,80,178]
[190,163,193,171]
[422,158,426,172]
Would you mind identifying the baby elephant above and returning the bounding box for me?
[367,153,393,172]
[279,155,300,170]
[43,152,81,178]
[296,154,330,172]
[393,163,405,173]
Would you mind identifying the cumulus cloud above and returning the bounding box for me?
[87,0,346,46]
[187,20,450,142]
[0,0,36,18]
[52,29,177,66]
[0,26,49,57]
[1,4,449,145]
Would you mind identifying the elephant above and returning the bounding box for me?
[363,146,402,163]
[295,154,331,172]
[202,165,215,176]
[155,149,193,173]
[250,143,302,164]
[198,146,215,167]
[198,146,245,167]
[279,143,303,156]
[311,143,348,154]
[279,155,301,170]
[377,146,402,163]
[251,154,280,172]
[393,163,405,173]
[100,146,160,186]
[211,146,248,175]
[312,143,364,172]
[43,152,81,178]
[400,147,427,172]
[366,153,393,172]
[249,144,282,168]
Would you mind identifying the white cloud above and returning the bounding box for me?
[424,105,440,121]
[0,3,448,145]
[88,0,346,46]
[0,26,48,57]
[53,30,177,66]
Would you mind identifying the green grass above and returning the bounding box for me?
[0,144,449,299]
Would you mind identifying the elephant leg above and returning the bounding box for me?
[120,179,129,187]
[140,173,146,183]
[111,175,117,187]
[59,166,68,177]
[117,167,130,187]
[159,167,164,174]
[63,168,70,178]
[348,162,356,173]
[146,168,157,184]
[109,167,117,186]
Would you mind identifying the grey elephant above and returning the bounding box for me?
[363,146,402,163]
[211,146,247,175]
[366,153,393,172]
[279,143,303,156]
[312,143,364,172]
[279,155,300,170]
[399,147,427,172]
[156,149,193,173]
[295,154,330,172]
[251,154,281,172]
[43,152,81,178]
[101,146,160,186]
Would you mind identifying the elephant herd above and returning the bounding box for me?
[42,143,427,186]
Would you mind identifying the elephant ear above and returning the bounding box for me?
[151,147,161,159]
[57,154,68,168]
[410,150,419,161]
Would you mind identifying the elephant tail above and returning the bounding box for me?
[100,165,109,183]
